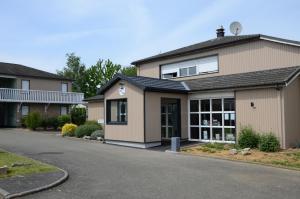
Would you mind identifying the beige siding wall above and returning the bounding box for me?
[235,88,284,147]
[144,92,188,142]
[87,101,104,122]
[104,80,144,142]
[138,40,300,80]
[284,78,300,147]
[16,77,72,91]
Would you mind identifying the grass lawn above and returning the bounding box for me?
[0,149,58,179]
[181,143,300,170]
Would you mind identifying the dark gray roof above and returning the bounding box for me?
[84,95,104,102]
[185,66,300,91]
[0,62,71,81]
[98,74,188,94]
[131,34,300,65]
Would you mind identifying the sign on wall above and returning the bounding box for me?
[119,83,126,96]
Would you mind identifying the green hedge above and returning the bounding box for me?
[57,115,71,128]
[238,126,260,148]
[25,112,42,130]
[71,107,86,125]
[74,124,101,138]
[259,133,280,152]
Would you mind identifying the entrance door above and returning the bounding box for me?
[161,99,180,139]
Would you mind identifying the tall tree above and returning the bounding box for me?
[121,66,137,76]
[81,59,121,98]
[57,53,86,92]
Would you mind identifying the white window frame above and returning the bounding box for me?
[188,95,236,143]
[61,83,68,92]
[21,80,30,90]
[60,106,68,115]
[21,105,29,116]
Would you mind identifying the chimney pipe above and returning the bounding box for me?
[216,26,225,38]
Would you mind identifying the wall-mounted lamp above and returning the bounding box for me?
[250,102,256,109]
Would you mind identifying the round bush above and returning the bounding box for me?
[74,124,101,138]
[238,126,259,148]
[90,130,104,140]
[25,112,42,130]
[57,115,71,128]
[71,107,86,125]
[61,123,77,137]
[47,117,59,130]
[259,133,280,152]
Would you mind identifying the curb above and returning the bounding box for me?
[0,168,68,199]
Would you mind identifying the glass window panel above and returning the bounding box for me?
[120,101,127,114]
[21,80,30,90]
[190,100,199,112]
[61,83,68,92]
[201,128,210,140]
[168,104,173,113]
[120,115,126,122]
[201,114,210,126]
[161,105,166,113]
[224,113,235,126]
[212,128,222,141]
[225,128,236,141]
[21,105,29,116]
[168,127,173,138]
[168,114,173,126]
[110,101,118,122]
[190,127,199,139]
[189,66,197,75]
[161,127,166,138]
[224,98,235,111]
[60,106,67,115]
[201,100,210,112]
[212,99,222,111]
[180,68,188,76]
[190,114,199,125]
[161,114,166,125]
[212,113,222,126]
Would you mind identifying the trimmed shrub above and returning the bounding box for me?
[41,117,48,130]
[57,115,71,128]
[259,133,280,152]
[47,117,59,130]
[84,120,102,129]
[61,123,77,137]
[25,112,42,130]
[21,116,27,128]
[90,130,104,140]
[74,124,101,138]
[71,107,86,125]
[238,126,260,148]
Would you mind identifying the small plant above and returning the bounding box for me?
[57,115,71,128]
[25,112,42,130]
[259,133,280,152]
[61,123,77,137]
[47,117,59,130]
[84,120,102,129]
[21,116,27,128]
[71,107,86,125]
[74,124,101,138]
[41,117,48,130]
[204,143,225,150]
[238,126,260,148]
[90,130,104,140]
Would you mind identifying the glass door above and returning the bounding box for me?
[161,100,179,139]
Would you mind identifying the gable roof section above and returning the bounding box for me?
[0,62,72,81]
[132,34,300,65]
[84,95,104,102]
[185,66,300,92]
[98,74,188,94]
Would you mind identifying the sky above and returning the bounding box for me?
[0,0,300,73]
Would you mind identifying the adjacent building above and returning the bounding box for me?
[0,62,84,127]
[88,28,300,149]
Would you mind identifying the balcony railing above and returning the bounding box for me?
[0,88,84,104]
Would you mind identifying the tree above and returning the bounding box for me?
[81,59,121,98]
[121,66,137,76]
[57,53,86,92]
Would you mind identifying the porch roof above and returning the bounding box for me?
[97,74,189,94]
[185,66,300,92]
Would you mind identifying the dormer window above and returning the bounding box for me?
[161,55,218,79]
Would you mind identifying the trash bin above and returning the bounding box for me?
[171,137,180,152]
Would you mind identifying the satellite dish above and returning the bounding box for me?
[230,21,242,36]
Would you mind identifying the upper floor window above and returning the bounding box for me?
[61,83,68,92]
[21,80,30,90]
[21,105,29,116]
[161,55,218,79]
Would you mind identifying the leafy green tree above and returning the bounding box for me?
[121,66,137,76]
[57,53,86,92]
[98,59,122,85]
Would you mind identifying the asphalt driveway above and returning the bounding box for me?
[0,129,299,199]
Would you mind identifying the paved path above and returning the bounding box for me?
[0,129,300,199]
